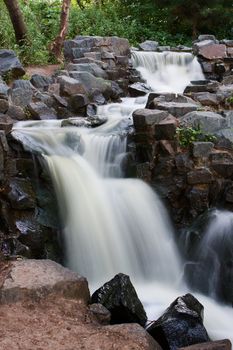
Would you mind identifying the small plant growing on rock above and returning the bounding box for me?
[226,95,233,107]
[176,126,217,148]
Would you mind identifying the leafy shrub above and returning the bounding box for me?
[176,126,217,148]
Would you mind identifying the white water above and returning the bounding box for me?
[132,51,204,93]
[12,51,233,342]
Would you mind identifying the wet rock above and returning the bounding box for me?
[180,111,226,133]
[30,74,53,90]
[89,303,111,325]
[58,75,87,96]
[147,293,210,350]
[0,98,9,113]
[61,115,106,128]
[139,40,159,51]
[192,142,214,158]
[179,339,232,350]
[91,273,147,327]
[91,90,106,105]
[0,49,25,78]
[27,102,57,120]
[187,168,213,185]
[0,259,90,304]
[187,186,209,216]
[7,178,36,209]
[129,82,151,97]
[133,109,168,131]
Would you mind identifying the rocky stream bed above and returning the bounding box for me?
[0,34,233,349]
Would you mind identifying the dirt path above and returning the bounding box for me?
[25,64,61,77]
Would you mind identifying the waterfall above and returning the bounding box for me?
[12,51,233,343]
[12,119,181,286]
[132,51,204,93]
[185,209,233,301]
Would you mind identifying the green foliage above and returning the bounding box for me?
[226,96,233,106]
[0,0,232,65]
[176,126,217,148]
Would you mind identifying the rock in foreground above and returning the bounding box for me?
[0,259,90,303]
[147,293,210,350]
[0,260,160,350]
[91,273,148,326]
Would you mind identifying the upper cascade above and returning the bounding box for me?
[132,50,204,93]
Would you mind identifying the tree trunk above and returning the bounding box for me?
[76,0,84,9]
[50,0,71,61]
[3,0,27,45]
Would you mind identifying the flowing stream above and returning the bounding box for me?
[12,51,233,342]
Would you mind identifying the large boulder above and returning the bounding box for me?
[129,82,151,97]
[154,101,198,118]
[58,75,87,96]
[139,40,159,51]
[0,259,90,304]
[91,273,147,327]
[147,293,210,350]
[180,111,226,133]
[0,50,25,78]
[133,109,168,131]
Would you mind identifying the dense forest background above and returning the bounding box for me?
[0,0,233,65]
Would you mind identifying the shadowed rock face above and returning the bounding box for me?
[91,273,148,327]
[147,294,210,350]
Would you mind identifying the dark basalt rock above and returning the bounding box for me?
[0,50,25,78]
[7,178,36,210]
[129,82,151,97]
[30,74,53,90]
[91,273,147,327]
[147,294,210,350]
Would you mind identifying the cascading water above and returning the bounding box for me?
[185,209,233,302]
[132,51,204,93]
[12,51,233,342]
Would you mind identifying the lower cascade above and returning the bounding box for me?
[12,51,233,343]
